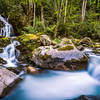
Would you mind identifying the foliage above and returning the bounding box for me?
[0,0,100,40]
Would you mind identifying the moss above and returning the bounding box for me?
[72,38,80,46]
[16,34,41,64]
[93,49,100,54]
[55,38,61,44]
[58,45,74,51]
[39,53,51,60]
[0,36,10,47]
[94,44,100,48]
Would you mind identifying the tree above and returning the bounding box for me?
[82,0,87,22]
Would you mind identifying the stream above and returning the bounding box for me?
[0,15,100,100]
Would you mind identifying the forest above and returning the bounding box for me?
[0,0,100,100]
[0,0,100,39]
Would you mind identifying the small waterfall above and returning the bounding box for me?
[0,40,20,67]
[0,15,20,67]
[0,15,13,37]
[88,55,100,81]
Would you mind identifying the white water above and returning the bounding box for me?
[0,15,13,37]
[0,15,20,67]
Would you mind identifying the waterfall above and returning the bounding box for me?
[88,55,100,81]
[0,15,13,37]
[0,15,20,67]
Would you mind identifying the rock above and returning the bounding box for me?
[79,37,93,47]
[0,48,3,53]
[0,57,6,65]
[16,34,41,64]
[26,66,39,74]
[32,45,88,71]
[54,38,74,49]
[77,95,100,100]
[0,67,22,98]
[40,35,52,46]
[94,43,100,48]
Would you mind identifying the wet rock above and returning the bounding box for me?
[32,45,88,71]
[79,37,93,47]
[0,57,6,65]
[7,66,25,75]
[0,48,3,53]
[0,67,22,98]
[77,95,100,100]
[26,66,39,74]
[40,35,52,46]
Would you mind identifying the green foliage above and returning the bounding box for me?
[0,0,100,40]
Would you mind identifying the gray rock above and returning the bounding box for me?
[0,67,22,98]
[32,45,88,71]
[40,35,52,46]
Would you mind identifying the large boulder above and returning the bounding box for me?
[0,67,22,98]
[32,43,88,70]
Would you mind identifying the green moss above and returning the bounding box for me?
[39,53,51,60]
[93,49,100,54]
[94,44,100,48]
[16,34,41,64]
[72,38,80,46]
[58,45,74,51]
[55,38,61,44]
[0,36,10,47]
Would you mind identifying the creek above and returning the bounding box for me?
[0,15,100,100]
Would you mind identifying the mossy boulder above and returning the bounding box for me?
[0,36,10,48]
[32,45,88,71]
[79,37,94,47]
[16,34,41,64]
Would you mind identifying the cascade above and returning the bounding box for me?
[0,15,20,67]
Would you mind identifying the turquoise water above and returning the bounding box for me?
[1,70,100,100]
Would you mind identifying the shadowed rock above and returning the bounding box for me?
[0,67,22,98]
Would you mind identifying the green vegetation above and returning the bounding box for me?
[0,36,10,47]
[0,0,100,40]
[58,45,74,51]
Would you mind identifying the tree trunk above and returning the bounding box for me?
[82,0,87,22]
[54,0,63,38]
[54,5,61,38]
[27,0,30,22]
[54,0,57,11]
[33,2,36,27]
[64,0,68,24]
[41,6,45,29]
